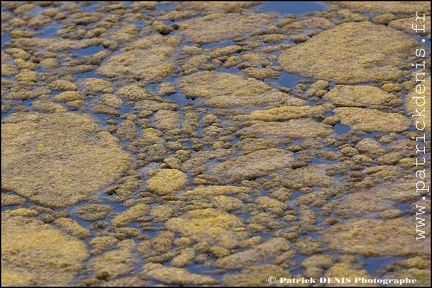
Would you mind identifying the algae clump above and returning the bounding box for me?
[2,213,88,287]
[1,113,131,208]
[179,71,304,108]
[278,22,418,84]
[322,218,430,257]
[165,208,250,249]
[97,35,179,83]
[179,13,276,44]
[334,107,410,132]
[146,169,189,195]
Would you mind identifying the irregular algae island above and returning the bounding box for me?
[1,1,431,287]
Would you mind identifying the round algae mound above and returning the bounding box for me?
[323,85,401,107]
[321,218,430,257]
[278,22,418,84]
[179,71,303,108]
[179,13,277,44]
[1,113,131,208]
[209,148,295,182]
[97,35,180,83]
[146,169,189,195]
[1,213,88,286]
[165,208,250,249]
[333,1,431,14]
[334,107,410,133]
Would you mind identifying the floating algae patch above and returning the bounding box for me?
[143,263,218,286]
[146,169,189,196]
[250,105,326,121]
[183,185,251,196]
[1,113,131,208]
[208,148,294,183]
[223,265,290,286]
[215,237,291,270]
[332,185,418,218]
[331,1,431,14]
[97,35,180,83]
[278,22,419,84]
[380,256,432,287]
[288,165,336,187]
[90,239,138,280]
[165,208,250,249]
[180,1,264,13]
[236,119,334,139]
[334,107,410,133]
[178,71,305,108]
[324,263,374,286]
[111,203,149,227]
[323,85,402,107]
[1,212,88,286]
[179,12,277,44]
[321,217,431,257]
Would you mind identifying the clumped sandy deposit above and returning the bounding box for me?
[1,1,430,287]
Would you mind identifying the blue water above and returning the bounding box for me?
[363,256,405,276]
[412,35,431,49]
[278,72,312,89]
[71,45,105,59]
[73,71,101,80]
[37,24,61,38]
[334,124,351,134]
[201,40,236,50]
[255,1,327,15]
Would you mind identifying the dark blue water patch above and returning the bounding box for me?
[72,70,101,80]
[92,113,108,126]
[325,111,335,117]
[164,92,200,106]
[201,40,235,50]
[50,90,62,97]
[278,72,312,90]
[292,190,304,200]
[147,83,158,92]
[156,2,180,12]
[287,253,309,275]
[1,33,10,48]
[359,131,382,139]
[71,45,105,59]
[79,2,100,12]
[362,256,406,277]
[181,141,194,148]
[132,21,145,28]
[215,66,241,75]
[36,23,61,38]
[11,98,37,110]
[323,146,338,152]
[1,108,16,120]
[119,103,134,114]
[1,204,21,213]
[394,203,413,213]
[411,35,431,49]
[309,158,340,165]
[254,1,327,16]
[362,12,380,20]
[334,124,351,135]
